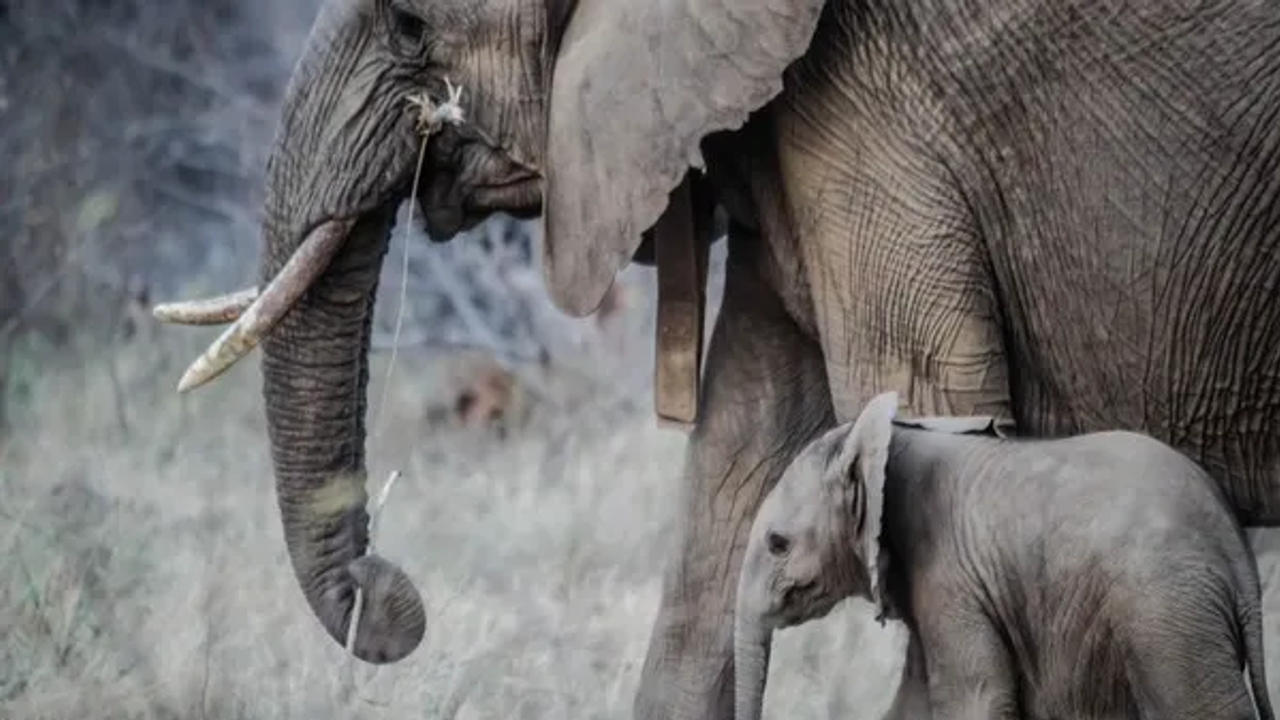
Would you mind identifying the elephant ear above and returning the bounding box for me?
[833,391,899,623]
[541,0,827,315]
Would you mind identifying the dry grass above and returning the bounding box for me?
[3,242,1280,718]
[0,260,913,719]
[5,274,1280,720]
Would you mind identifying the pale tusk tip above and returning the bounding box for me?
[176,364,211,394]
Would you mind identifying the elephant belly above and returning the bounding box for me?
[773,84,1014,424]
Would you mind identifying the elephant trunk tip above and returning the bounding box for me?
[335,553,427,664]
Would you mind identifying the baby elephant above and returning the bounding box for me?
[735,392,1273,720]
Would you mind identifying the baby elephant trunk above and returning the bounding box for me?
[733,580,773,720]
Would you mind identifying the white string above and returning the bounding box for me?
[372,135,428,439]
[343,81,467,696]
[373,77,465,437]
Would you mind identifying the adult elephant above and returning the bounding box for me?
[155,0,1280,716]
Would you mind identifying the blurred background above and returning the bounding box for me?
[13,1,1273,719]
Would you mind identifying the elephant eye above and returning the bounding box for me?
[392,8,426,44]
[766,531,790,557]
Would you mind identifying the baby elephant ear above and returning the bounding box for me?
[834,391,899,622]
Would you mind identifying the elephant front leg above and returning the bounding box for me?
[633,244,833,720]
[918,612,1020,720]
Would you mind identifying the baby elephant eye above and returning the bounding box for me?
[766,531,790,557]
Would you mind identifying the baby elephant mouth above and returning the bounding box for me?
[783,580,816,606]
[776,580,839,627]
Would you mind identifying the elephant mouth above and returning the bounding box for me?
[772,582,841,628]
[463,175,542,222]
[398,116,543,239]
[471,173,541,207]
[418,175,541,240]
[417,138,543,239]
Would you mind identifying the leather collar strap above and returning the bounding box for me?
[653,174,708,429]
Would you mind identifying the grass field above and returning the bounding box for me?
[3,259,1280,717]
[0,267,915,719]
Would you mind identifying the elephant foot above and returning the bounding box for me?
[634,604,736,720]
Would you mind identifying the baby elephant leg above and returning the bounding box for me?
[919,617,1020,720]
[1132,635,1259,720]
[883,632,930,720]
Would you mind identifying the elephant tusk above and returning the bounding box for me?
[174,219,354,393]
[152,287,260,325]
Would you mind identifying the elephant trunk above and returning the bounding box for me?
[733,587,773,720]
[256,0,426,664]
[260,205,425,664]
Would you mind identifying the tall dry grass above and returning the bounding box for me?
[1,258,911,719]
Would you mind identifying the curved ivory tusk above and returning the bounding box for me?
[175,219,354,393]
[152,287,260,325]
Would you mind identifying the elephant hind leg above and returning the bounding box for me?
[1127,630,1256,720]
[1136,675,1256,720]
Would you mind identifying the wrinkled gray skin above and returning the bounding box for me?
[239,0,1280,713]
[736,392,1275,720]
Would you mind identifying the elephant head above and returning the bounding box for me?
[153,0,828,664]
[733,391,899,720]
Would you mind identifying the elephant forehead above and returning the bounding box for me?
[774,461,834,514]
[787,432,842,481]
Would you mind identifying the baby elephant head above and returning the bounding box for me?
[733,391,898,720]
